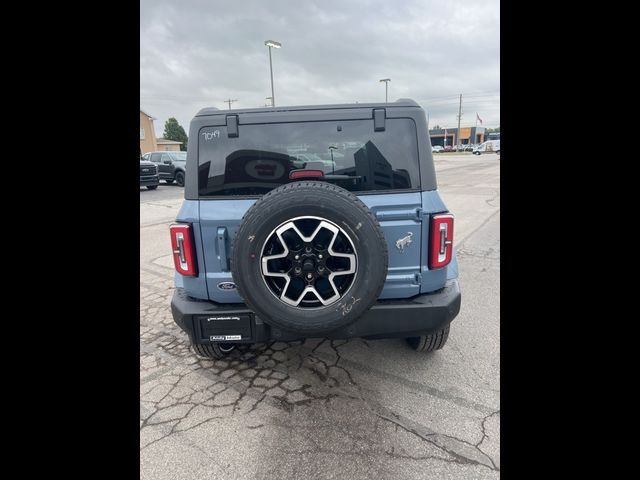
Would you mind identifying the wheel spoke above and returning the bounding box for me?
[261,229,290,276]
[262,254,288,275]
[281,285,339,307]
[275,221,306,246]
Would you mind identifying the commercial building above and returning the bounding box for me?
[429,127,486,147]
[156,138,182,151]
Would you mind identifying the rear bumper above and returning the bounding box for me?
[171,279,461,344]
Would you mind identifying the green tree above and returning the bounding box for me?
[163,117,188,151]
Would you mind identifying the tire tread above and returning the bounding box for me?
[407,325,450,352]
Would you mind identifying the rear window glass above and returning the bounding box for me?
[198,118,420,196]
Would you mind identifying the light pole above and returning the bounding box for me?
[264,40,281,107]
[379,78,391,102]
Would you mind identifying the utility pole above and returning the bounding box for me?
[379,78,391,102]
[456,94,463,149]
[224,99,238,110]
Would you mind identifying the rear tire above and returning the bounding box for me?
[175,171,185,187]
[146,185,158,190]
[406,326,450,352]
[192,343,236,359]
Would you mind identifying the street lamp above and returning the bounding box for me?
[379,78,391,102]
[264,40,281,107]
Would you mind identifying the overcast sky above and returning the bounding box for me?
[140,0,499,137]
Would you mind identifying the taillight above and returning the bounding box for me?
[289,169,325,180]
[430,214,454,269]
[170,224,197,276]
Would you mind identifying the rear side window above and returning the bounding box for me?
[198,119,420,196]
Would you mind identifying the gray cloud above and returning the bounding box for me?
[141,0,499,134]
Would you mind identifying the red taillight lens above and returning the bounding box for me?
[289,169,325,180]
[430,214,454,269]
[170,224,197,276]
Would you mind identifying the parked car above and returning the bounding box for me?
[473,140,500,155]
[141,150,187,186]
[139,159,159,190]
[432,145,444,153]
[169,99,461,359]
[443,145,453,152]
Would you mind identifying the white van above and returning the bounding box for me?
[472,140,500,155]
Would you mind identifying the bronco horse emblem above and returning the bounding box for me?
[395,232,413,252]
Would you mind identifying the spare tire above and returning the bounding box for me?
[231,181,388,336]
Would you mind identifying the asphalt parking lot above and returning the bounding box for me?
[140,153,500,479]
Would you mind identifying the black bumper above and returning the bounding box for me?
[171,280,461,344]
[139,175,160,186]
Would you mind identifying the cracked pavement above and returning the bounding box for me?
[140,153,500,479]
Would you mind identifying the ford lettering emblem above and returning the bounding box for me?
[218,282,237,290]
[143,168,149,172]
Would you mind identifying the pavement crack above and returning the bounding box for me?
[371,408,500,472]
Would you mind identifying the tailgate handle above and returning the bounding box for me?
[217,227,229,271]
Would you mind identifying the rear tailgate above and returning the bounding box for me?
[197,192,447,303]
[198,198,256,302]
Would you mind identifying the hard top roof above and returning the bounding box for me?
[195,98,421,117]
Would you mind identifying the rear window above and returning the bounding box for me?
[198,118,420,196]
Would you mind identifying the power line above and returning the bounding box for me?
[421,97,500,104]
[419,91,500,101]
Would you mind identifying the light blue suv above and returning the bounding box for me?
[169,99,461,358]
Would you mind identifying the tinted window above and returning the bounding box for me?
[150,153,161,163]
[169,152,187,161]
[198,119,420,196]
[160,153,172,163]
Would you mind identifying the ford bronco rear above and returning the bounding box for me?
[170,99,460,358]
